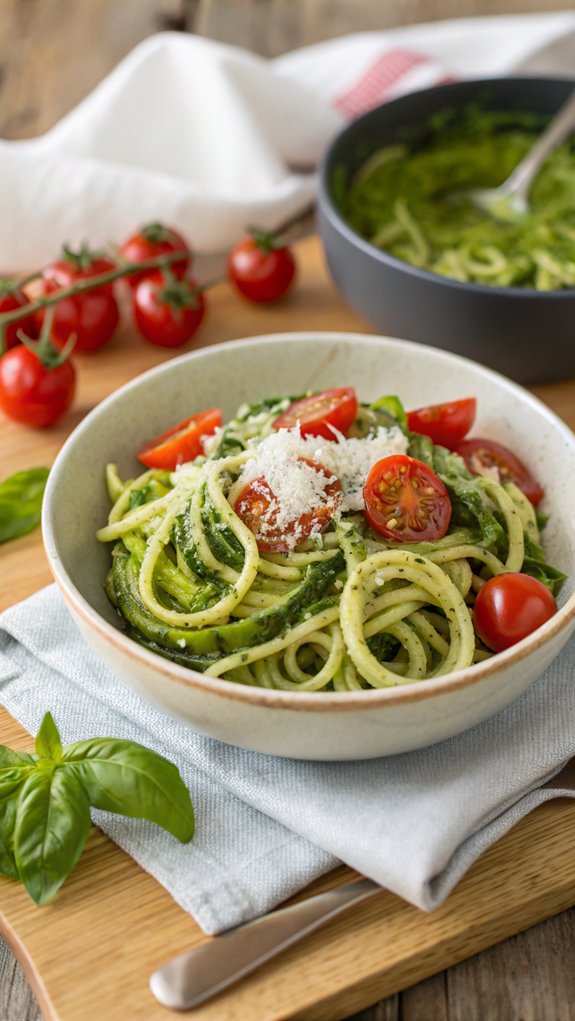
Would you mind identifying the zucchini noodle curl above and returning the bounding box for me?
[339,550,475,686]
[97,397,561,692]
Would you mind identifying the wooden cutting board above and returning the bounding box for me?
[2,705,575,1021]
[2,235,575,1020]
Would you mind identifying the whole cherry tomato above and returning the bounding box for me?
[0,282,38,351]
[233,459,342,552]
[272,388,358,439]
[363,454,451,542]
[407,397,476,448]
[132,270,205,348]
[137,409,223,469]
[455,437,544,506]
[39,245,119,353]
[473,573,556,652]
[120,223,191,287]
[228,232,296,303]
[0,343,75,427]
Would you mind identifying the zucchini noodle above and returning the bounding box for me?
[339,109,575,290]
[97,393,564,692]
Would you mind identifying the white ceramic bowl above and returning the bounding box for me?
[43,333,575,760]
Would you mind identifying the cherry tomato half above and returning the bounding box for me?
[120,223,191,287]
[272,388,358,440]
[407,397,476,448]
[0,345,76,427]
[474,573,556,652]
[0,283,38,350]
[455,437,544,506]
[39,249,119,353]
[233,459,342,553]
[132,271,205,348]
[363,454,451,542]
[137,409,223,469]
[228,236,296,303]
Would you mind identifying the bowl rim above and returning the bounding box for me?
[318,75,575,301]
[43,331,575,714]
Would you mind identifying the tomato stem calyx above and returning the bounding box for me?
[61,242,108,273]
[0,278,19,298]
[17,309,76,371]
[246,227,286,253]
[140,222,182,245]
[155,268,203,310]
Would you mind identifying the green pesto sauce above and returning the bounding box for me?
[338,109,575,290]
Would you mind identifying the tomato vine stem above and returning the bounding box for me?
[0,249,195,329]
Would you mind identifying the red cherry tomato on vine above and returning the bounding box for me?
[473,573,556,652]
[455,437,544,506]
[132,270,205,348]
[39,248,119,353]
[120,223,191,287]
[0,345,76,427]
[272,388,358,439]
[363,454,451,542]
[137,409,223,469]
[0,283,38,350]
[234,459,342,552]
[407,397,476,448]
[228,234,296,303]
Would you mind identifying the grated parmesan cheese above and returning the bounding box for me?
[235,425,408,549]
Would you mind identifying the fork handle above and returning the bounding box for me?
[149,877,379,1011]
[506,88,575,203]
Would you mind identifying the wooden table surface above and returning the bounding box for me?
[1,2,575,1020]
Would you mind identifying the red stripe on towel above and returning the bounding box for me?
[333,49,428,118]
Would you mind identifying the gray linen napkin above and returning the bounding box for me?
[1,585,574,935]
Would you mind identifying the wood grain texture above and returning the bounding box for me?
[2,710,575,1021]
[0,0,179,140]
[193,0,575,56]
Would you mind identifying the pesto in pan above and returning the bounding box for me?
[339,109,575,290]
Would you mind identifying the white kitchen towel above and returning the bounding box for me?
[1,12,575,270]
[1,584,573,935]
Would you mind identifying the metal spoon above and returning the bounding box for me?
[466,88,575,221]
[149,877,380,1011]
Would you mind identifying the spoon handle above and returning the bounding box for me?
[506,89,575,203]
[149,877,379,1011]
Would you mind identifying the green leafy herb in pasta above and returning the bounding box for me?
[97,390,563,690]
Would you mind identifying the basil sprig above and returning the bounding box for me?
[0,713,194,905]
[0,468,49,544]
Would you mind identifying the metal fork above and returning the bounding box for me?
[465,88,575,220]
[149,877,380,1011]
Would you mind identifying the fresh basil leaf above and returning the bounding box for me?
[0,468,49,544]
[371,395,408,431]
[521,536,566,595]
[432,446,506,553]
[366,631,400,662]
[13,768,91,906]
[129,477,170,510]
[237,396,299,422]
[35,712,63,761]
[63,739,194,843]
[129,488,149,509]
[0,766,35,798]
[0,796,19,879]
[407,431,434,466]
[0,756,35,880]
[0,746,36,770]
